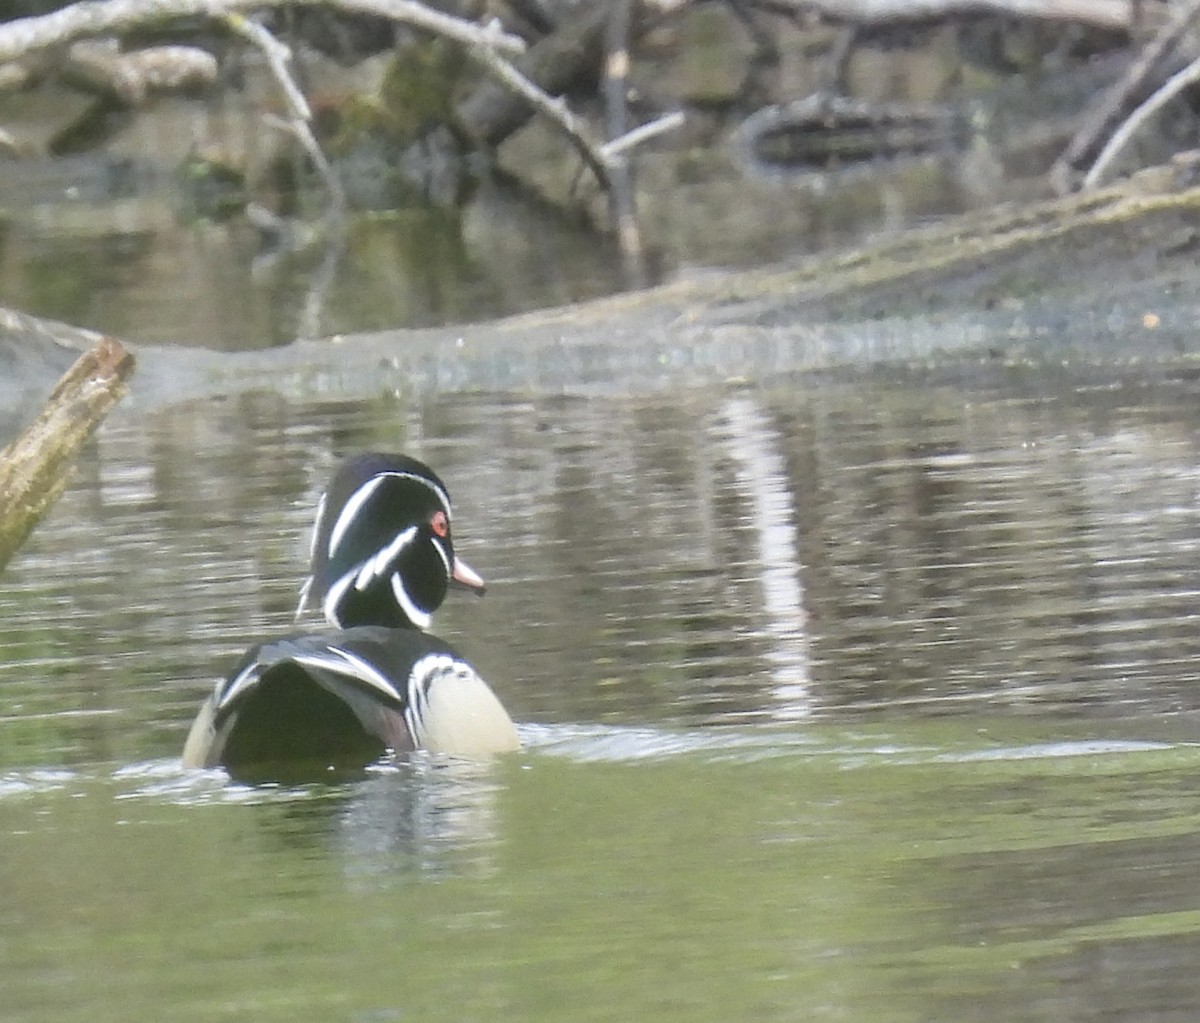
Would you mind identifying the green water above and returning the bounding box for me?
[3,720,1200,1022]
[5,366,1200,1019]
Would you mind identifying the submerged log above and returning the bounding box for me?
[0,336,135,575]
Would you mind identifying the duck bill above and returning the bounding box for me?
[450,556,486,596]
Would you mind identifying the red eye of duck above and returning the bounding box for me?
[430,510,449,538]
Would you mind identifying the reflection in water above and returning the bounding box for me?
[713,393,811,720]
[3,367,1200,766]
[4,720,1200,1023]
[335,759,506,887]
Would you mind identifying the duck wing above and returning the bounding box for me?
[182,627,516,777]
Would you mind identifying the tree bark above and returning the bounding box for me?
[0,336,135,575]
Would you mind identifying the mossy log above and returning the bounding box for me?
[0,336,134,575]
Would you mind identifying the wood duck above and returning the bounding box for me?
[182,453,518,778]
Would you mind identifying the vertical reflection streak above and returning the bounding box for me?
[718,395,812,719]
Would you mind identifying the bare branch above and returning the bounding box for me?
[63,39,218,103]
[0,337,134,575]
[225,14,309,119]
[738,0,1134,30]
[336,0,523,52]
[601,111,685,161]
[1083,54,1200,188]
[0,0,525,65]
[226,13,346,212]
[1055,0,1200,188]
[603,0,642,280]
[469,40,686,197]
[469,41,614,190]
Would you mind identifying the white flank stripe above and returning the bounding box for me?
[404,653,476,744]
[406,654,444,742]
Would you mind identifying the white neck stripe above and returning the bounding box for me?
[391,571,432,630]
[321,568,358,627]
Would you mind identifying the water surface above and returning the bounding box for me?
[3,365,1200,1021]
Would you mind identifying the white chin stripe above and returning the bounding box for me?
[431,536,451,577]
[391,572,432,630]
[354,526,417,592]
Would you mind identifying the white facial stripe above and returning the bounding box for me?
[326,471,451,560]
[391,572,432,631]
[387,471,451,520]
[292,646,405,703]
[354,526,417,592]
[430,536,451,577]
[327,476,385,558]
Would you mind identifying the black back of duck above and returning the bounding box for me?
[183,625,517,781]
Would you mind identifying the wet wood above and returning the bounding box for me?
[0,336,135,574]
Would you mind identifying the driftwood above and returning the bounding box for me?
[0,336,134,575]
[738,0,1138,30]
[0,0,524,64]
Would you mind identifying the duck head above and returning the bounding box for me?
[297,453,484,630]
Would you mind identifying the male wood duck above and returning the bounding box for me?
[182,453,519,777]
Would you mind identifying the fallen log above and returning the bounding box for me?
[0,335,135,575]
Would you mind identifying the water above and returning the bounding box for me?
[3,364,1200,1021]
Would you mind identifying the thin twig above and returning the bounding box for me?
[717,0,1133,30]
[470,36,685,198]
[226,14,308,119]
[263,112,348,212]
[0,0,525,64]
[1055,0,1200,188]
[469,41,613,190]
[600,111,685,161]
[227,14,346,212]
[297,219,348,341]
[337,1,523,53]
[1083,53,1200,188]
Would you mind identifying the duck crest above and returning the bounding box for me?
[299,453,463,630]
